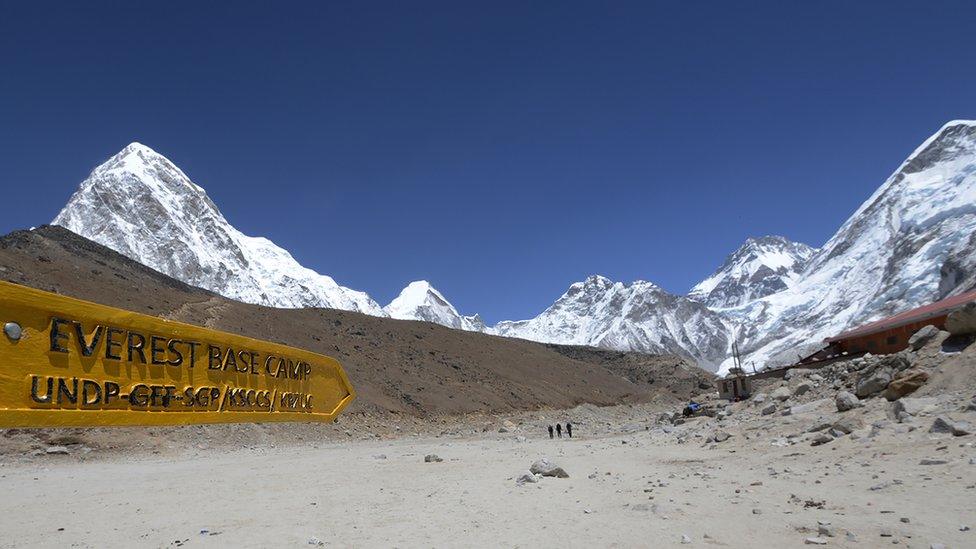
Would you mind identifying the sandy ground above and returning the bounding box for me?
[1,419,973,549]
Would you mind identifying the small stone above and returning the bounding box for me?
[880,527,893,537]
[772,386,792,401]
[761,403,777,416]
[45,446,69,455]
[818,524,835,537]
[713,430,731,443]
[811,433,833,446]
[919,459,947,465]
[836,391,861,412]
[804,537,828,545]
[681,533,691,544]
[752,508,762,515]
[424,454,443,463]
[832,416,863,435]
[516,472,539,485]
[899,517,910,523]
[530,458,569,478]
[794,382,813,396]
[307,537,324,546]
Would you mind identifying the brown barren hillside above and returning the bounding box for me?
[0,226,714,417]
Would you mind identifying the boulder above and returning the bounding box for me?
[786,399,830,416]
[784,368,813,381]
[883,369,929,401]
[908,324,940,350]
[751,392,767,405]
[810,433,833,446]
[890,396,939,418]
[831,416,862,435]
[855,367,893,398]
[530,458,569,478]
[771,386,792,402]
[760,403,777,416]
[946,302,976,335]
[835,391,861,412]
[713,430,731,443]
[794,383,813,397]
[930,416,972,436]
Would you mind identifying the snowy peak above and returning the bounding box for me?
[724,120,976,373]
[689,235,815,309]
[495,275,732,370]
[54,143,386,315]
[385,281,484,332]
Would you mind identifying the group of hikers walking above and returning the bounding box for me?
[547,422,572,438]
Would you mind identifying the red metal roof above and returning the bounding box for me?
[826,288,976,342]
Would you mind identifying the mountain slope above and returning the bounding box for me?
[727,120,976,371]
[494,275,733,370]
[689,235,815,309]
[53,143,385,315]
[0,225,713,416]
[385,280,484,331]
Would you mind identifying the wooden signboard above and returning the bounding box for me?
[0,281,355,427]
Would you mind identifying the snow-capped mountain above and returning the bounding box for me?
[53,143,385,315]
[724,120,976,372]
[385,280,484,331]
[47,120,976,375]
[494,275,733,369]
[689,235,815,309]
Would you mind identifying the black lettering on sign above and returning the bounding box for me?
[186,341,200,367]
[167,339,184,367]
[30,376,53,404]
[57,377,78,405]
[127,332,147,363]
[49,318,71,353]
[82,379,101,405]
[74,323,103,357]
[208,345,222,370]
[104,381,120,404]
[129,384,149,406]
[104,327,124,360]
[150,336,167,365]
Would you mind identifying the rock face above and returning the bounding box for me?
[53,143,385,315]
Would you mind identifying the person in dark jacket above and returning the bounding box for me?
[566,422,573,438]
[548,425,554,439]
[556,423,562,438]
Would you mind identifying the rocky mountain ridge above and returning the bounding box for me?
[49,120,976,374]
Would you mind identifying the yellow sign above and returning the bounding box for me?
[0,281,355,427]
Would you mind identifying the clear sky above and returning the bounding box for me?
[1,1,975,323]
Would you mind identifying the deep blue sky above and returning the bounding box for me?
[1,2,974,323]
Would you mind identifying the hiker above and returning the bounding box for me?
[566,422,573,438]
[548,425,554,439]
[556,423,562,438]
